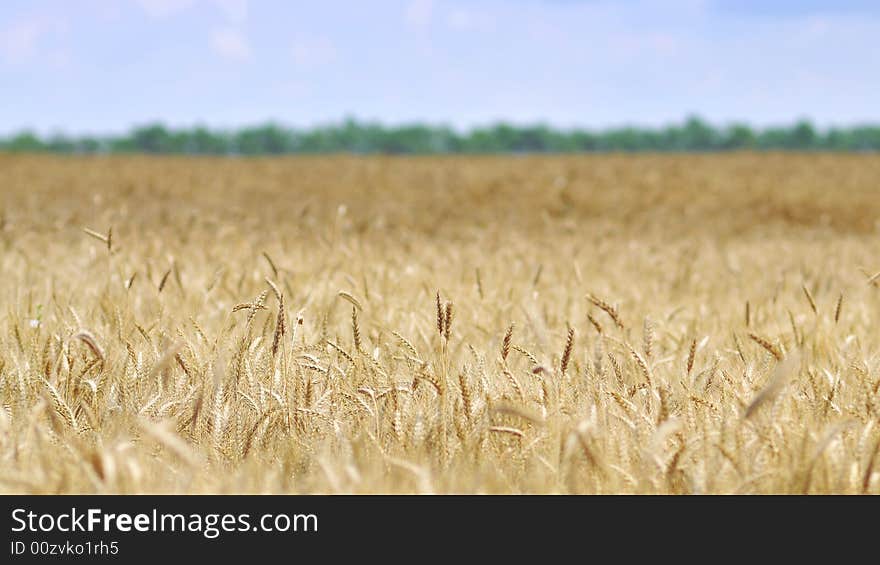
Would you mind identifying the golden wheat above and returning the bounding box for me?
[1,153,879,494]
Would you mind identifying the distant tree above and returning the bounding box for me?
[76,137,101,153]
[790,120,817,149]
[4,118,880,154]
[570,131,598,151]
[721,124,756,149]
[849,127,880,151]
[462,127,502,153]
[757,127,791,150]
[680,115,718,150]
[45,134,76,152]
[823,128,849,150]
[5,131,46,152]
[190,127,230,154]
[108,136,136,152]
[130,124,173,153]
[600,128,643,151]
[233,124,290,155]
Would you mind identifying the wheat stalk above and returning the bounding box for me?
[501,323,514,362]
[801,284,817,315]
[587,293,625,330]
[560,326,574,376]
[748,332,783,361]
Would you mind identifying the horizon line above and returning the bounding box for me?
[5,115,880,139]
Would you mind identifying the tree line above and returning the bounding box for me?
[3,116,879,154]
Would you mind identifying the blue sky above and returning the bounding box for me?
[1,0,878,135]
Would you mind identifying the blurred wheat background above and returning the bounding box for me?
[2,153,880,493]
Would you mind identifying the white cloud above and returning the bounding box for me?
[405,0,434,28]
[136,0,195,18]
[211,28,251,61]
[291,36,336,69]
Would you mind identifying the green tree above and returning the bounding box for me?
[721,124,756,149]
[4,118,880,154]
[5,131,46,152]
[130,124,173,153]
[790,120,817,149]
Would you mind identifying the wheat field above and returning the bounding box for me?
[2,153,880,494]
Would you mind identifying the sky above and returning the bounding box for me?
[1,0,878,135]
